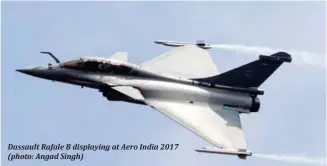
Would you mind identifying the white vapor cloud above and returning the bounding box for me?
[211,44,325,68]
[253,153,326,166]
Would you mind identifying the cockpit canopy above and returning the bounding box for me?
[61,57,132,74]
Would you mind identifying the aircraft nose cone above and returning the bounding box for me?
[16,68,34,75]
[15,66,48,77]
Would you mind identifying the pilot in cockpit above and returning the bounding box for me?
[61,58,132,74]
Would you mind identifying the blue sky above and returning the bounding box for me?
[2,1,325,166]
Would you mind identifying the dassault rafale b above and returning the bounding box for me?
[17,40,292,159]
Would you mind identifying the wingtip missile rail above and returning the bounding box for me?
[195,147,253,159]
[154,40,211,49]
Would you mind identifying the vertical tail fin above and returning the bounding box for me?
[193,52,292,88]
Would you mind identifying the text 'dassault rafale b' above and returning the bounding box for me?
[17,40,292,159]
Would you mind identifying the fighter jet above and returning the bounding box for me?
[16,40,292,159]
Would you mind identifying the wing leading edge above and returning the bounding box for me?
[145,100,247,152]
[140,45,218,78]
[108,85,250,158]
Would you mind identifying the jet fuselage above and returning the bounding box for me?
[17,57,258,113]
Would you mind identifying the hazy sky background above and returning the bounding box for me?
[2,1,325,166]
